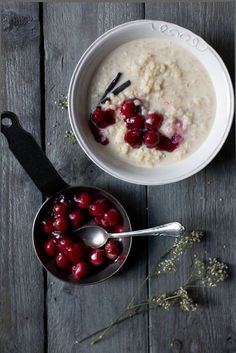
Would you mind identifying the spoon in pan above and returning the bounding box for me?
[75,222,185,248]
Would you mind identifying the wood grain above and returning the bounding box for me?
[145,2,235,353]
[0,3,44,353]
[43,3,148,353]
[1,2,235,353]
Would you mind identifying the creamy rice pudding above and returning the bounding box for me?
[88,38,216,167]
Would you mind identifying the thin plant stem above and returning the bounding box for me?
[128,248,173,308]
[77,308,151,345]
[184,284,201,289]
[76,291,184,345]
[128,301,150,310]
[183,278,202,289]
[96,246,174,345]
[75,232,214,346]
[127,275,151,308]
[162,293,181,301]
[90,309,129,345]
[77,246,182,345]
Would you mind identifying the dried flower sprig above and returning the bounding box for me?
[76,231,228,345]
[186,257,228,289]
[154,230,204,276]
[129,230,205,307]
[76,286,198,345]
[151,286,197,311]
[201,257,228,287]
[169,230,204,259]
[77,259,228,345]
[175,287,198,311]
[156,259,177,274]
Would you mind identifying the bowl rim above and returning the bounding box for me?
[32,185,132,285]
[68,19,234,186]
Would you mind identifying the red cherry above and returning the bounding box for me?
[89,119,109,145]
[57,236,73,252]
[156,133,183,152]
[89,199,109,217]
[171,133,184,145]
[124,130,142,148]
[89,249,106,266]
[55,252,71,270]
[42,218,54,234]
[120,99,141,118]
[156,135,175,152]
[51,231,63,240]
[94,217,103,226]
[72,262,89,280]
[91,107,107,128]
[111,224,124,233]
[64,243,87,264]
[86,218,96,225]
[145,113,163,130]
[60,197,73,208]
[44,239,58,257]
[74,192,94,209]
[105,109,116,125]
[91,107,115,128]
[143,130,160,148]
[69,209,85,227]
[103,208,120,227]
[101,218,111,228]
[125,115,144,130]
[53,202,69,216]
[105,240,121,260]
[53,216,69,233]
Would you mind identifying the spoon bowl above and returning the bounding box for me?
[76,225,110,248]
[75,222,185,248]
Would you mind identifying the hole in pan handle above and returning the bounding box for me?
[1,111,69,198]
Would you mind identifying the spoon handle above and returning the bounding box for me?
[110,222,185,238]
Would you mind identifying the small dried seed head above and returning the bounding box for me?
[152,294,172,310]
[201,258,228,287]
[65,130,76,142]
[175,287,197,311]
[171,230,205,259]
[156,259,176,275]
[56,95,68,109]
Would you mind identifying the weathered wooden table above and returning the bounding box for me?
[1,2,235,353]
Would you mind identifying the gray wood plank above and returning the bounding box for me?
[0,3,45,353]
[43,3,148,353]
[145,2,235,353]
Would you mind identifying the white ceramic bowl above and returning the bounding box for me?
[68,20,234,185]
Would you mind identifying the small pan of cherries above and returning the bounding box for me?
[1,112,132,285]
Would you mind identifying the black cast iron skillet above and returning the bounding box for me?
[1,111,132,285]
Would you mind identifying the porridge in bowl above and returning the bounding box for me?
[88,38,216,167]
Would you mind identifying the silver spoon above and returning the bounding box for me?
[75,222,185,248]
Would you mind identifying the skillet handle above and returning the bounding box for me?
[1,111,69,198]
